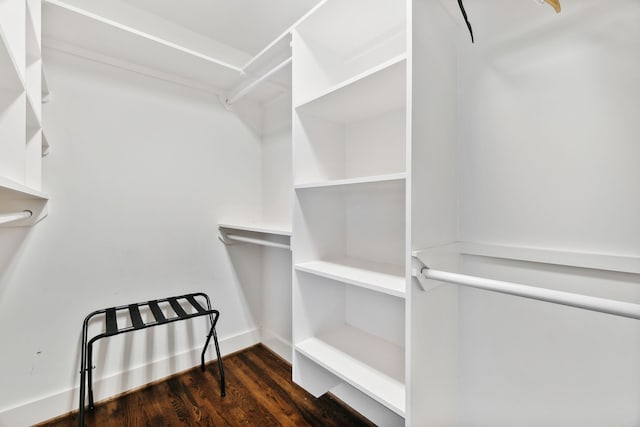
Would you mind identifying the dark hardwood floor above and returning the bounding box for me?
[36,344,375,427]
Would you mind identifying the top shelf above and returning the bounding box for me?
[295,56,406,123]
[0,176,48,200]
[296,0,405,61]
[218,222,292,237]
[43,0,245,91]
[292,0,405,104]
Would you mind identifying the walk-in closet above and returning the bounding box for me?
[0,0,638,426]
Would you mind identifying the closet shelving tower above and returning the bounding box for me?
[292,0,407,420]
[0,0,49,226]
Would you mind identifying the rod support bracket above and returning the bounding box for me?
[218,228,236,245]
[217,94,233,111]
[412,263,444,292]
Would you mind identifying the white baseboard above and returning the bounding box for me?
[260,328,292,364]
[0,328,260,427]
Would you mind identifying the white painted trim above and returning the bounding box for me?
[460,242,640,275]
[260,328,292,364]
[0,328,260,426]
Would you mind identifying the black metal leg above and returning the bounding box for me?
[201,295,215,372]
[79,318,90,427]
[87,342,95,410]
[202,295,225,397]
[200,315,225,396]
[211,325,226,397]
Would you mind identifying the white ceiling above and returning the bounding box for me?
[122,0,321,55]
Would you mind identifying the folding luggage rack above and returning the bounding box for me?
[78,292,225,427]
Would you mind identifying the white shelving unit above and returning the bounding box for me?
[296,325,405,416]
[0,0,48,226]
[293,58,405,185]
[294,172,406,190]
[295,258,405,297]
[292,1,407,424]
[291,0,405,104]
[294,55,406,120]
[0,175,47,200]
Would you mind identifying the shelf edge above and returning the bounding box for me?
[295,261,406,298]
[295,337,406,416]
[218,222,292,236]
[295,172,406,190]
[0,176,49,199]
[294,53,407,110]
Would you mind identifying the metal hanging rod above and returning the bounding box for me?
[414,262,640,321]
[218,229,290,250]
[225,234,290,249]
[0,210,33,225]
[226,57,292,105]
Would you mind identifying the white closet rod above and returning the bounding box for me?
[414,265,640,321]
[226,57,292,105]
[224,234,290,250]
[0,210,33,225]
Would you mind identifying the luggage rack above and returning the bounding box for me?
[79,292,225,427]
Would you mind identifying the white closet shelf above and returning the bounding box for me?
[295,172,406,191]
[296,325,405,416]
[457,242,640,276]
[43,0,245,91]
[218,222,292,237]
[41,65,51,102]
[42,132,50,156]
[296,258,405,298]
[0,176,48,200]
[26,93,41,129]
[295,0,405,62]
[0,24,25,92]
[294,54,406,123]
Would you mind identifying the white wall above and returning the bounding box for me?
[0,48,264,425]
[456,1,640,425]
[261,94,292,228]
[260,94,294,361]
[458,257,640,427]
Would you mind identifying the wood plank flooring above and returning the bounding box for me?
[36,344,375,427]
